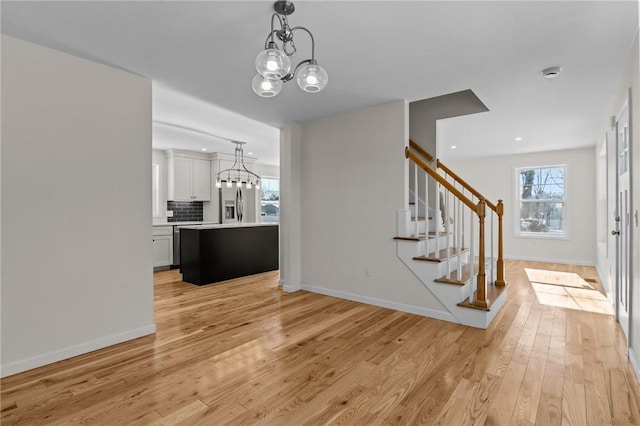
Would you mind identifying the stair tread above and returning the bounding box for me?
[394,235,426,241]
[457,284,506,311]
[410,217,433,221]
[413,247,468,263]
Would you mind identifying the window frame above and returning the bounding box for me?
[514,163,570,240]
[259,176,280,223]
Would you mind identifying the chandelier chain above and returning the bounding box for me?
[284,37,296,56]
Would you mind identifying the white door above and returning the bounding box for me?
[615,105,631,340]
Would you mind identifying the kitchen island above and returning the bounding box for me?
[180,223,278,285]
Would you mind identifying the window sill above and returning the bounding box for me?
[515,231,569,241]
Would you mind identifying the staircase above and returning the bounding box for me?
[395,141,507,329]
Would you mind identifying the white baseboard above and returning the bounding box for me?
[595,263,615,306]
[299,283,457,323]
[0,323,156,378]
[282,284,301,292]
[630,347,640,386]
[505,255,595,267]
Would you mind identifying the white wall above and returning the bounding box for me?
[1,35,155,377]
[409,90,490,209]
[410,89,489,157]
[253,163,279,179]
[294,101,448,314]
[445,147,597,265]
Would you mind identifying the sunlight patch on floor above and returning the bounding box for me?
[525,268,614,315]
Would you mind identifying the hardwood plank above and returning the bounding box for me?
[534,308,566,426]
[1,262,639,425]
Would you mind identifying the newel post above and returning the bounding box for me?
[475,198,488,309]
[495,199,506,287]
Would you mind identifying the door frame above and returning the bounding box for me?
[614,98,632,343]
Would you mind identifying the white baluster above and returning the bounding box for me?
[413,163,418,237]
[434,182,440,257]
[469,200,476,303]
[457,198,462,282]
[490,210,495,284]
[424,165,429,250]
[445,186,451,279]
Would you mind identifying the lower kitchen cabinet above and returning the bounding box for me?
[153,226,173,268]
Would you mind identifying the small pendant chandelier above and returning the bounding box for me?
[252,0,328,97]
[215,141,261,190]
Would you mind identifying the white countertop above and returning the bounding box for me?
[179,222,278,230]
[153,221,219,227]
[153,221,278,229]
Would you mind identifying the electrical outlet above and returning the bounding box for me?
[364,266,371,277]
[166,210,174,217]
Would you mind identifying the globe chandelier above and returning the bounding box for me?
[252,0,328,97]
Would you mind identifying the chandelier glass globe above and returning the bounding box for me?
[252,74,283,97]
[255,47,290,79]
[296,63,328,93]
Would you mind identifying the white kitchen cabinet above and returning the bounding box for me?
[153,226,173,268]
[192,159,211,200]
[166,151,211,201]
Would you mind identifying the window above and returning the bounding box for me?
[260,178,279,223]
[515,164,567,237]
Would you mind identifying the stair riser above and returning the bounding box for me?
[396,241,505,329]
[411,218,439,234]
[424,236,454,254]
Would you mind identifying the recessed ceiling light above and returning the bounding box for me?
[450,145,457,149]
[201,148,207,151]
[514,137,523,141]
[542,66,561,79]
[248,152,254,155]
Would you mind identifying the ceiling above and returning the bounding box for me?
[2,1,638,161]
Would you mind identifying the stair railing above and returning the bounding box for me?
[409,140,505,288]
[405,147,489,307]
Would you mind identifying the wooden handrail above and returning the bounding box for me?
[408,140,497,212]
[409,140,434,162]
[405,148,476,212]
[436,160,497,212]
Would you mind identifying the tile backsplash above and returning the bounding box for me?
[167,201,203,222]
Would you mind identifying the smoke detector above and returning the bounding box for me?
[542,66,562,79]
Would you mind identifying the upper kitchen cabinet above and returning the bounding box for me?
[166,150,211,201]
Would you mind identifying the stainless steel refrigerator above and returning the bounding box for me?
[219,186,257,223]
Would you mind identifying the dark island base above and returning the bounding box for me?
[181,225,278,285]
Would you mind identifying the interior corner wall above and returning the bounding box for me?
[444,147,597,266]
[279,124,302,290]
[298,101,447,313]
[1,35,155,377]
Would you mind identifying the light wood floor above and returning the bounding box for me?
[2,260,639,425]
